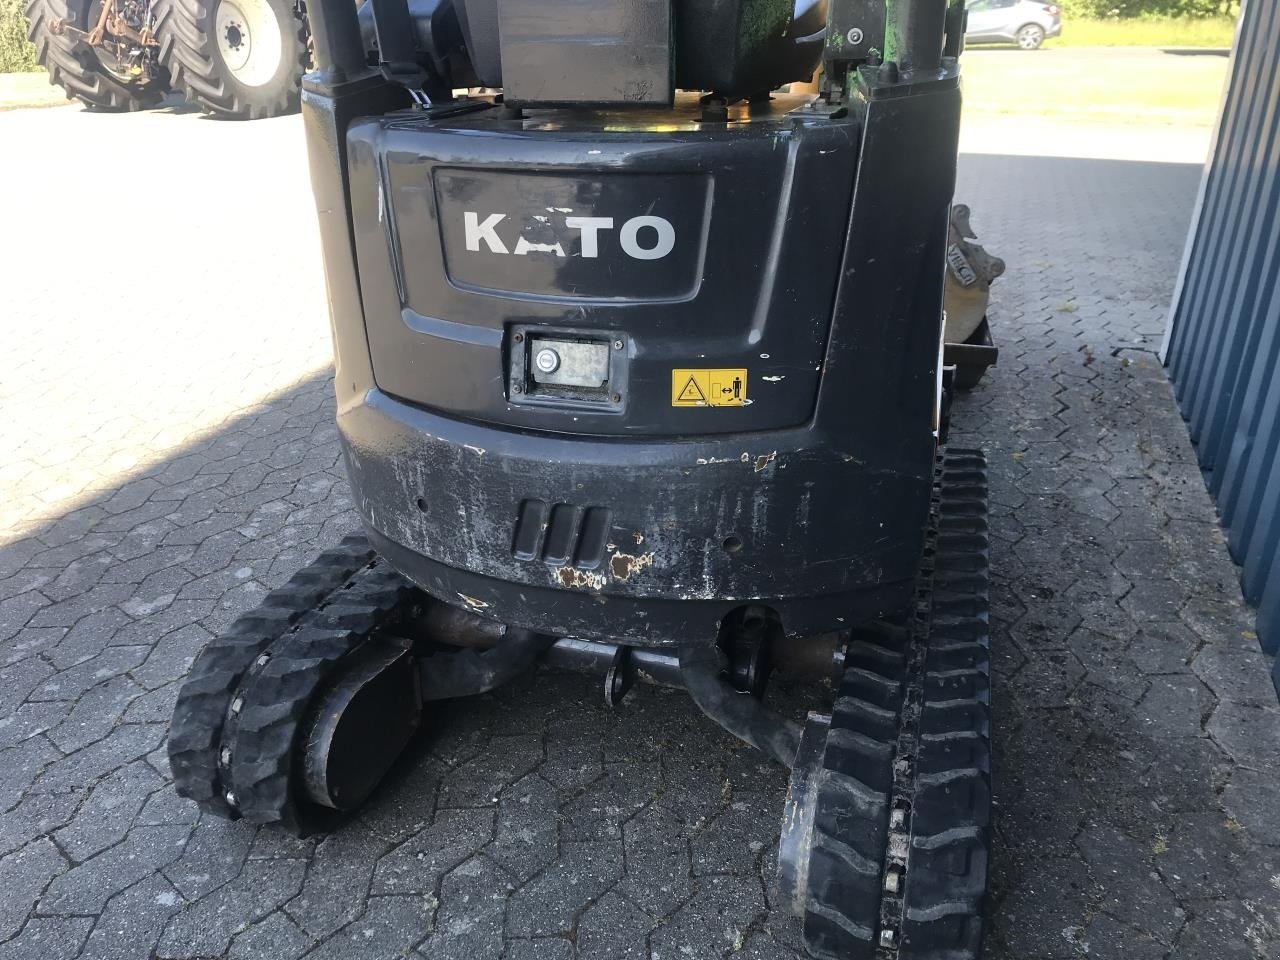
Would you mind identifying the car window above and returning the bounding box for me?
[966,0,990,11]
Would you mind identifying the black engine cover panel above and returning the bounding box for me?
[346,95,857,436]
[327,79,960,643]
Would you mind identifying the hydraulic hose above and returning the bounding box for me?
[678,639,803,767]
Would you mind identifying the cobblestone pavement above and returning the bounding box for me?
[2,105,1278,960]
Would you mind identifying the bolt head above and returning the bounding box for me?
[613,339,625,350]
[847,27,864,44]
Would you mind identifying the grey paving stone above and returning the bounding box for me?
[163,817,256,901]
[1222,765,1280,847]
[487,773,559,885]
[79,873,185,960]
[40,825,190,915]
[1075,821,1183,943]
[0,792,82,860]
[27,647,150,704]
[54,760,165,861]
[437,734,545,809]
[285,824,391,939]
[370,807,494,897]
[504,937,575,960]
[690,791,776,877]
[300,895,434,960]
[1078,913,1172,960]
[506,841,624,937]
[0,656,54,714]
[0,917,92,960]
[647,873,766,959]
[1175,899,1269,960]
[576,891,654,960]
[0,839,67,941]
[228,910,313,960]
[416,857,512,960]
[560,763,660,842]
[29,723,166,795]
[47,676,144,754]
[128,624,211,691]
[616,806,694,918]
[991,857,1096,960]
[0,736,61,810]
[1207,700,1280,766]
[156,859,307,959]
[1133,675,1210,737]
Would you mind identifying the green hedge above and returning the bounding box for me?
[1,0,39,72]
[1057,0,1237,19]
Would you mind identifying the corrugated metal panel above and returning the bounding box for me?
[1163,0,1280,668]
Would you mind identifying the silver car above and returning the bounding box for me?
[965,0,1062,49]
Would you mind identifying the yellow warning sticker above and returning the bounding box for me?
[671,369,748,408]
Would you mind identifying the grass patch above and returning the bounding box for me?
[962,43,1229,125]
[1046,15,1236,47]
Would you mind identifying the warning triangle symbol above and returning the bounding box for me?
[677,376,706,403]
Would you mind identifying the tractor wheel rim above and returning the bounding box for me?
[215,0,283,87]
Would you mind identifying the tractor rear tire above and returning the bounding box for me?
[25,0,170,111]
[154,0,308,120]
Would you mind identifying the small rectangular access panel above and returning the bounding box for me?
[671,368,748,407]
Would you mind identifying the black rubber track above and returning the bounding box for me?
[224,560,420,834]
[802,448,991,960]
[152,0,308,119]
[167,533,375,817]
[25,0,169,110]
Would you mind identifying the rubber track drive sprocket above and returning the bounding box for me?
[169,533,377,817]
[802,448,991,960]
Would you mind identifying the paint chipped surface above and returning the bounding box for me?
[456,593,490,611]
[761,375,786,382]
[610,551,655,580]
[556,566,607,590]
[754,451,778,472]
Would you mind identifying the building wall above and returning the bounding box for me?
[1162,0,1280,679]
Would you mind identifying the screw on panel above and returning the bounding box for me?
[613,339,625,350]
